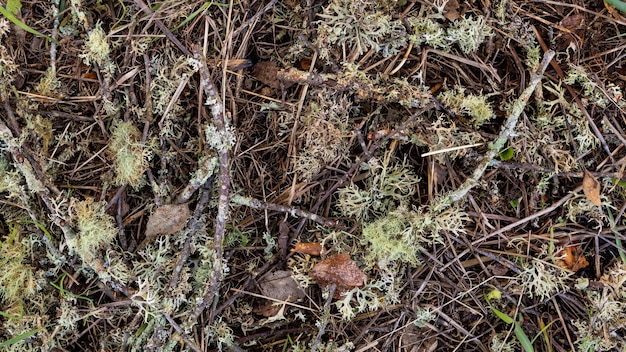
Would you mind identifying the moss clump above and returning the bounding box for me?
[0,224,40,304]
[295,89,353,180]
[447,15,493,54]
[108,120,150,188]
[80,22,109,65]
[438,86,494,128]
[0,154,23,198]
[362,205,468,267]
[336,157,420,221]
[316,0,407,60]
[68,198,117,264]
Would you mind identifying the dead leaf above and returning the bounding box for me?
[443,0,460,22]
[311,253,367,298]
[144,203,190,239]
[255,270,306,317]
[556,245,589,272]
[252,61,294,89]
[582,170,602,205]
[560,13,584,31]
[291,242,323,256]
[400,324,438,352]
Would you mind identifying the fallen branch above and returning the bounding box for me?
[190,45,232,322]
[435,49,556,210]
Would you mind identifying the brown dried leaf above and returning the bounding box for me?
[560,13,584,31]
[582,170,602,206]
[291,242,323,256]
[311,253,366,298]
[144,203,190,238]
[252,61,294,89]
[556,245,589,272]
[255,270,306,317]
[443,0,460,22]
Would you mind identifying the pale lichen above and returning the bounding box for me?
[108,120,151,188]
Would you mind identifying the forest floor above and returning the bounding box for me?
[2,0,626,351]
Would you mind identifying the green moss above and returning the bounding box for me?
[68,198,117,264]
[362,203,468,268]
[108,120,150,188]
[438,86,494,128]
[0,224,39,304]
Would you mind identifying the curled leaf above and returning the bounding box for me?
[582,170,602,206]
[556,245,589,272]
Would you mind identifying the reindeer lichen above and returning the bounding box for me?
[108,120,150,188]
[0,224,40,304]
[438,86,494,128]
[67,198,117,264]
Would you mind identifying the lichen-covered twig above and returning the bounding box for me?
[310,285,336,352]
[436,50,555,209]
[175,154,218,204]
[231,194,345,229]
[190,45,232,322]
[277,66,431,108]
[169,178,213,290]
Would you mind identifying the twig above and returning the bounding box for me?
[163,313,202,352]
[277,67,431,108]
[311,285,336,352]
[420,142,484,157]
[231,194,345,229]
[133,0,191,57]
[116,187,128,251]
[232,0,278,37]
[169,178,213,290]
[472,186,582,247]
[437,50,555,208]
[176,154,218,204]
[190,45,232,322]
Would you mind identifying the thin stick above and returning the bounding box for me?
[133,0,191,56]
[438,50,555,207]
[169,179,213,290]
[420,142,484,157]
[190,45,232,322]
[231,195,345,228]
[472,186,582,246]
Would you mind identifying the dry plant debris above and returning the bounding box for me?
[143,203,190,240]
[255,270,306,318]
[2,0,626,351]
[310,253,367,298]
[291,242,324,256]
[582,169,603,205]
